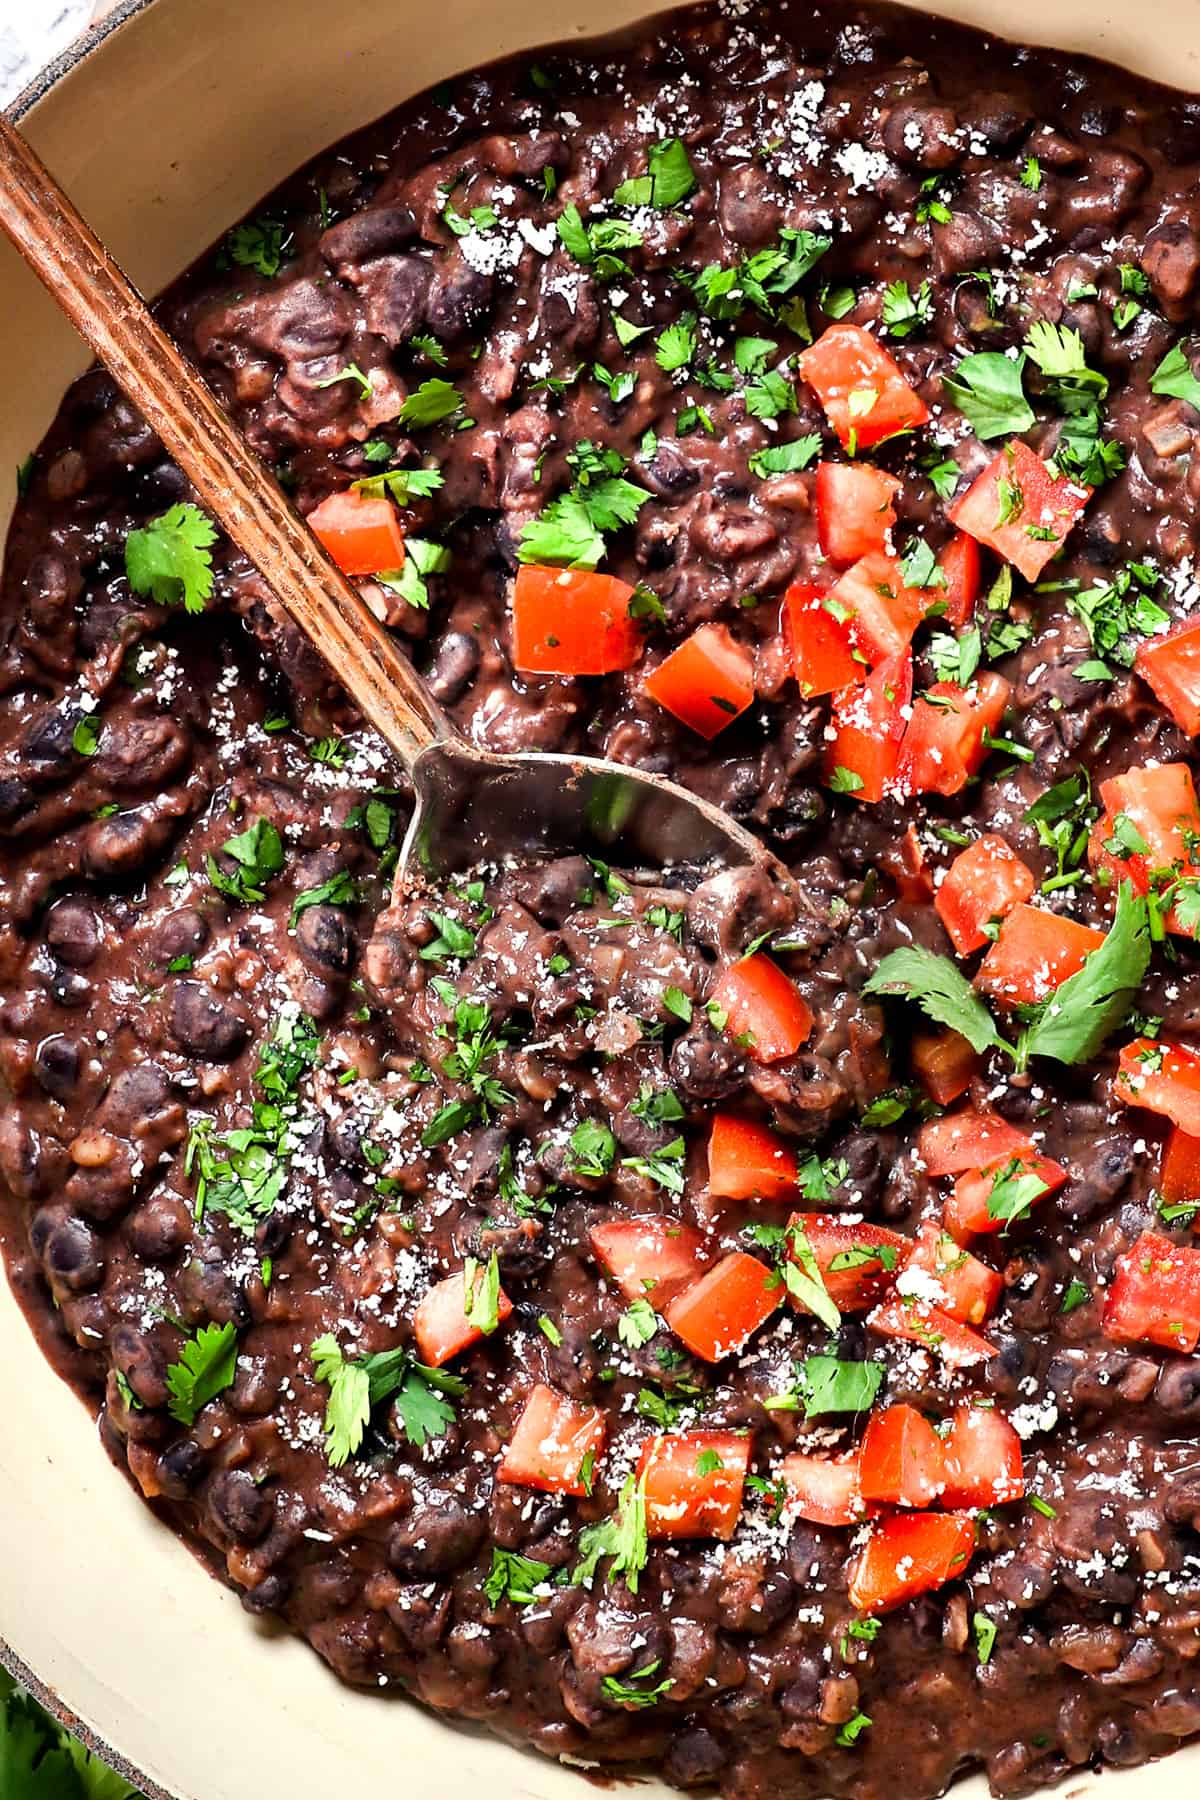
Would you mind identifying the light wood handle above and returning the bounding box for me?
[0,111,448,770]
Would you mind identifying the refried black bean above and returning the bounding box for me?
[8,3,1200,1798]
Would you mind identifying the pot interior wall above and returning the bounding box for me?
[1,0,1199,1795]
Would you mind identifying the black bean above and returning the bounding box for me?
[157,1438,206,1500]
[34,1034,81,1100]
[42,1214,104,1291]
[44,898,102,967]
[319,205,417,272]
[387,1496,487,1574]
[208,1468,275,1543]
[295,904,355,974]
[127,1192,191,1262]
[169,981,250,1061]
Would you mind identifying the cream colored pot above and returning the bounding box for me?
[2,1,1199,1795]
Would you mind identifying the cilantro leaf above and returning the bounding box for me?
[749,434,821,479]
[614,137,696,208]
[618,1297,660,1347]
[352,466,444,504]
[289,868,360,929]
[573,1473,649,1591]
[125,503,217,614]
[783,1222,840,1331]
[311,1335,464,1464]
[398,378,462,428]
[206,816,284,905]
[1150,339,1200,413]
[484,1547,553,1607]
[942,353,1035,440]
[881,278,933,340]
[377,537,452,611]
[799,1353,883,1417]
[517,493,606,569]
[1018,882,1150,1066]
[985,1156,1051,1229]
[864,946,1007,1056]
[655,313,697,372]
[166,1321,238,1426]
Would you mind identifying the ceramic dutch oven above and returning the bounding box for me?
[1,1,1200,1796]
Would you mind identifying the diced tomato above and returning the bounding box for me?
[499,1384,607,1496]
[940,1404,1023,1507]
[898,671,1012,798]
[828,554,928,665]
[1162,1127,1200,1209]
[787,1214,910,1312]
[1102,1229,1200,1353]
[413,1268,514,1367]
[784,582,862,698]
[815,462,901,565]
[590,1217,710,1307]
[1115,1039,1200,1136]
[912,1030,979,1107]
[711,953,813,1063]
[907,1223,1003,1326]
[939,532,981,629]
[664,1252,781,1362]
[643,623,755,738]
[637,1430,752,1539]
[858,1404,945,1509]
[848,1511,977,1613]
[944,1150,1068,1243]
[781,1451,868,1526]
[1136,619,1200,738]
[511,566,642,676]
[881,822,936,903]
[797,322,930,449]
[917,1107,1035,1179]
[936,834,1036,956]
[825,651,913,803]
[707,1113,798,1203]
[1090,763,1200,934]
[869,1298,995,1368]
[308,489,407,576]
[948,439,1091,583]
[975,904,1105,1010]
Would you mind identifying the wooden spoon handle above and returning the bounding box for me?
[0,111,448,770]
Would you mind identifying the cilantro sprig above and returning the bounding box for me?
[310,1334,466,1465]
[125,503,217,614]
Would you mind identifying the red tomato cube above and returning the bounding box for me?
[858,1404,945,1509]
[975,904,1105,1009]
[499,1384,607,1496]
[711,953,813,1064]
[664,1252,781,1362]
[637,1430,751,1539]
[868,1298,995,1369]
[824,651,913,803]
[589,1217,710,1307]
[784,581,862,698]
[511,566,643,675]
[413,1268,514,1368]
[906,1224,1003,1326]
[643,622,755,738]
[848,1512,977,1612]
[1115,1039,1200,1136]
[1136,619,1200,737]
[786,1214,910,1312]
[815,461,901,565]
[949,439,1091,582]
[797,322,930,449]
[1103,1230,1200,1353]
[1161,1127,1200,1209]
[936,834,1035,956]
[939,531,981,628]
[940,1404,1023,1507]
[944,1150,1068,1243]
[898,672,1012,798]
[308,489,406,575]
[917,1108,1035,1179]
[707,1113,799,1203]
[780,1451,868,1526]
[827,553,928,665]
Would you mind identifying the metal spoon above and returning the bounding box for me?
[0,112,797,906]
